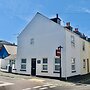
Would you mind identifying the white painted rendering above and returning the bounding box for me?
[16,12,90,78]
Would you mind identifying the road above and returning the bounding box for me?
[0,72,90,90]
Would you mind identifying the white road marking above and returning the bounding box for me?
[39,87,48,90]
[29,79,45,82]
[54,84,58,86]
[22,88,31,90]
[0,82,14,87]
[43,84,50,87]
[33,86,41,89]
[49,85,56,88]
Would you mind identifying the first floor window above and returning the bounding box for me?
[82,42,85,51]
[71,58,76,72]
[54,58,60,72]
[71,35,75,47]
[21,59,26,70]
[42,58,48,71]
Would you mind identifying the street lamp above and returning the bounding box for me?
[58,46,63,78]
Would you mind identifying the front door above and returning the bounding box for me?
[31,58,36,76]
[8,60,12,73]
[87,59,89,73]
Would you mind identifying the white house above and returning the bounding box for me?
[0,44,17,73]
[16,12,90,79]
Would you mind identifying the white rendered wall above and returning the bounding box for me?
[16,13,66,77]
[80,39,90,75]
[65,29,81,77]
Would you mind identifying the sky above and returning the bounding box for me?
[0,0,90,44]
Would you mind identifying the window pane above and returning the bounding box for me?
[71,35,75,47]
[21,59,26,63]
[55,58,60,64]
[71,58,75,64]
[43,65,47,70]
[43,58,48,63]
[82,42,85,51]
[71,58,76,72]
[55,65,60,71]
[72,65,75,70]
[12,60,15,64]
[83,59,86,68]
[21,64,26,69]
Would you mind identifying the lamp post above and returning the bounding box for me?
[58,46,63,78]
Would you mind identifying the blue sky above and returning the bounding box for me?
[0,0,90,43]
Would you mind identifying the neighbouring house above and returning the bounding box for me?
[16,12,90,79]
[0,40,17,73]
[4,54,16,73]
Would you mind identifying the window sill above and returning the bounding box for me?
[1,67,7,69]
[41,71,48,73]
[13,69,17,70]
[53,71,60,73]
[20,69,26,71]
[72,71,76,73]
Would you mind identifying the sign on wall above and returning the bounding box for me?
[56,48,61,57]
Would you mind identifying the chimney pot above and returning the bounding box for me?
[66,22,70,26]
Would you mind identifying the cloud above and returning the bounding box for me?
[82,8,90,14]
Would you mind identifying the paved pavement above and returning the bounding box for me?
[0,72,90,90]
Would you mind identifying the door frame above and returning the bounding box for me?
[31,58,36,76]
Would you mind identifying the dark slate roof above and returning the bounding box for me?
[0,40,17,46]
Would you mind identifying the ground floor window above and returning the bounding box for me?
[42,58,48,71]
[83,59,86,68]
[21,59,26,71]
[54,58,60,72]
[71,58,76,73]
[43,65,48,70]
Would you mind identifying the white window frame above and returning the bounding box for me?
[71,58,76,73]
[54,58,60,72]
[21,59,26,70]
[42,58,48,71]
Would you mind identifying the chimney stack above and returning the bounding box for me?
[56,14,58,18]
[66,22,70,27]
[50,14,61,25]
[75,28,78,32]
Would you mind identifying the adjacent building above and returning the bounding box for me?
[16,12,90,79]
[0,40,17,73]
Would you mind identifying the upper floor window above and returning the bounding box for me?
[82,41,85,51]
[30,38,34,45]
[43,58,48,63]
[71,35,75,47]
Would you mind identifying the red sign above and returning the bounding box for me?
[56,49,61,57]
